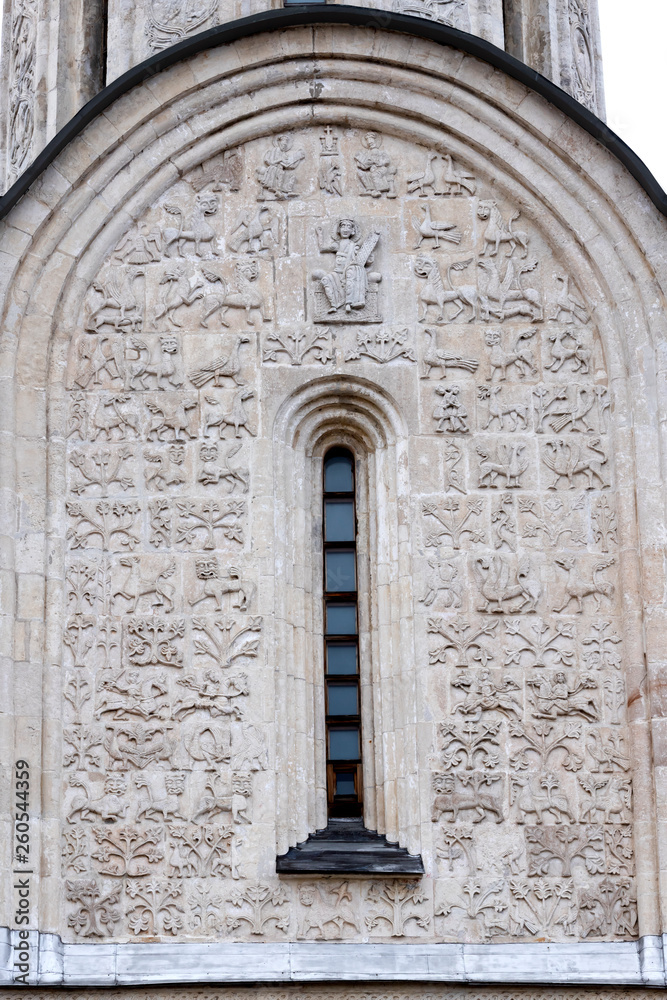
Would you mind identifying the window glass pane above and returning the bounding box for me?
[325,501,355,541]
[326,604,357,635]
[324,454,353,492]
[327,683,359,716]
[326,642,358,674]
[326,550,356,592]
[335,771,356,796]
[329,728,360,760]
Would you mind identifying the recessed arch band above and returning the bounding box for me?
[0,5,665,221]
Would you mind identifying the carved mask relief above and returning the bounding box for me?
[62,124,634,945]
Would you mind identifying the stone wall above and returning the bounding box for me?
[0,22,666,987]
[0,0,605,194]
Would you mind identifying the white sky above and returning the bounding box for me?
[599,0,667,191]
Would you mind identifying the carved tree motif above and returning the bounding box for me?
[226,883,290,935]
[579,878,638,939]
[427,617,497,668]
[149,498,172,547]
[67,563,101,613]
[69,448,134,495]
[187,880,225,933]
[503,618,575,669]
[263,327,333,366]
[605,827,635,876]
[435,880,506,939]
[192,616,262,668]
[508,878,576,937]
[91,826,163,877]
[168,826,234,878]
[365,882,430,936]
[126,617,185,668]
[64,675,93,720]
[66,879,121,937]
[604,676,626,725]
[345,328,416,364]
[62,829,88,874]
[66,500,141,550]
[437,720,501,771]
[591,496,617,552]
[176,500,245,548]
[581,620,621,671]
[443,440,466,494]
[435,826,478,874]
[63,727,104,769]
[509,721,584,772]
[63,615,95,668]
[422,497,485,549]
[126,878,184,935]
[525,825,605,877]
[519,496,587,547]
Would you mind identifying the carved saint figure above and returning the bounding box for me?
[312,218,381,315]
[256,133,305,200]
[432,384,468,433]
[354,131,397,198]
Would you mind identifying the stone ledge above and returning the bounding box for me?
[2,929,665,987]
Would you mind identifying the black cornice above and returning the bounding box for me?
[1,6,665,220]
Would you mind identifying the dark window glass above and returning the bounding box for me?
[324,454,354,492]
[335,772,356,796]
[325,500,355,541]
[327,683,359,715]
[329,728,360,761]
[325,604,357,635]
[323,447,362,817]
[325,550,356,591]
[326,642,358,674]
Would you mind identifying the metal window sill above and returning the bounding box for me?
[276,819,425,875]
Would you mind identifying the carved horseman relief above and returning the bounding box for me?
[62,124,633,945]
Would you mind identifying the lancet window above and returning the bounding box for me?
[323,448,363,818]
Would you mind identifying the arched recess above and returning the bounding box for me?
[272,376,414,855]
[0,18,665,945]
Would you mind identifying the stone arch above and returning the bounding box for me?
[272,376,414,853]
[0,20,664,949]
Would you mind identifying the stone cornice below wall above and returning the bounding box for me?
[1,930,666,987]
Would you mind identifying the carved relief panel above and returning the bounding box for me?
[60,123,633,947]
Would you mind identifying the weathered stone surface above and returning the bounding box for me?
[0,19,665,989]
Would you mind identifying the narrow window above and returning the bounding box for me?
[323,448,362,818]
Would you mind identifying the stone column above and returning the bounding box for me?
[503,0,605,118]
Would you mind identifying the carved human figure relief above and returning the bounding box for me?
[256,133,305,201]
[354,131,398,199]
[311,218,382,322]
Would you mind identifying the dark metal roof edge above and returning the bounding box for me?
[1,5,665,221]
